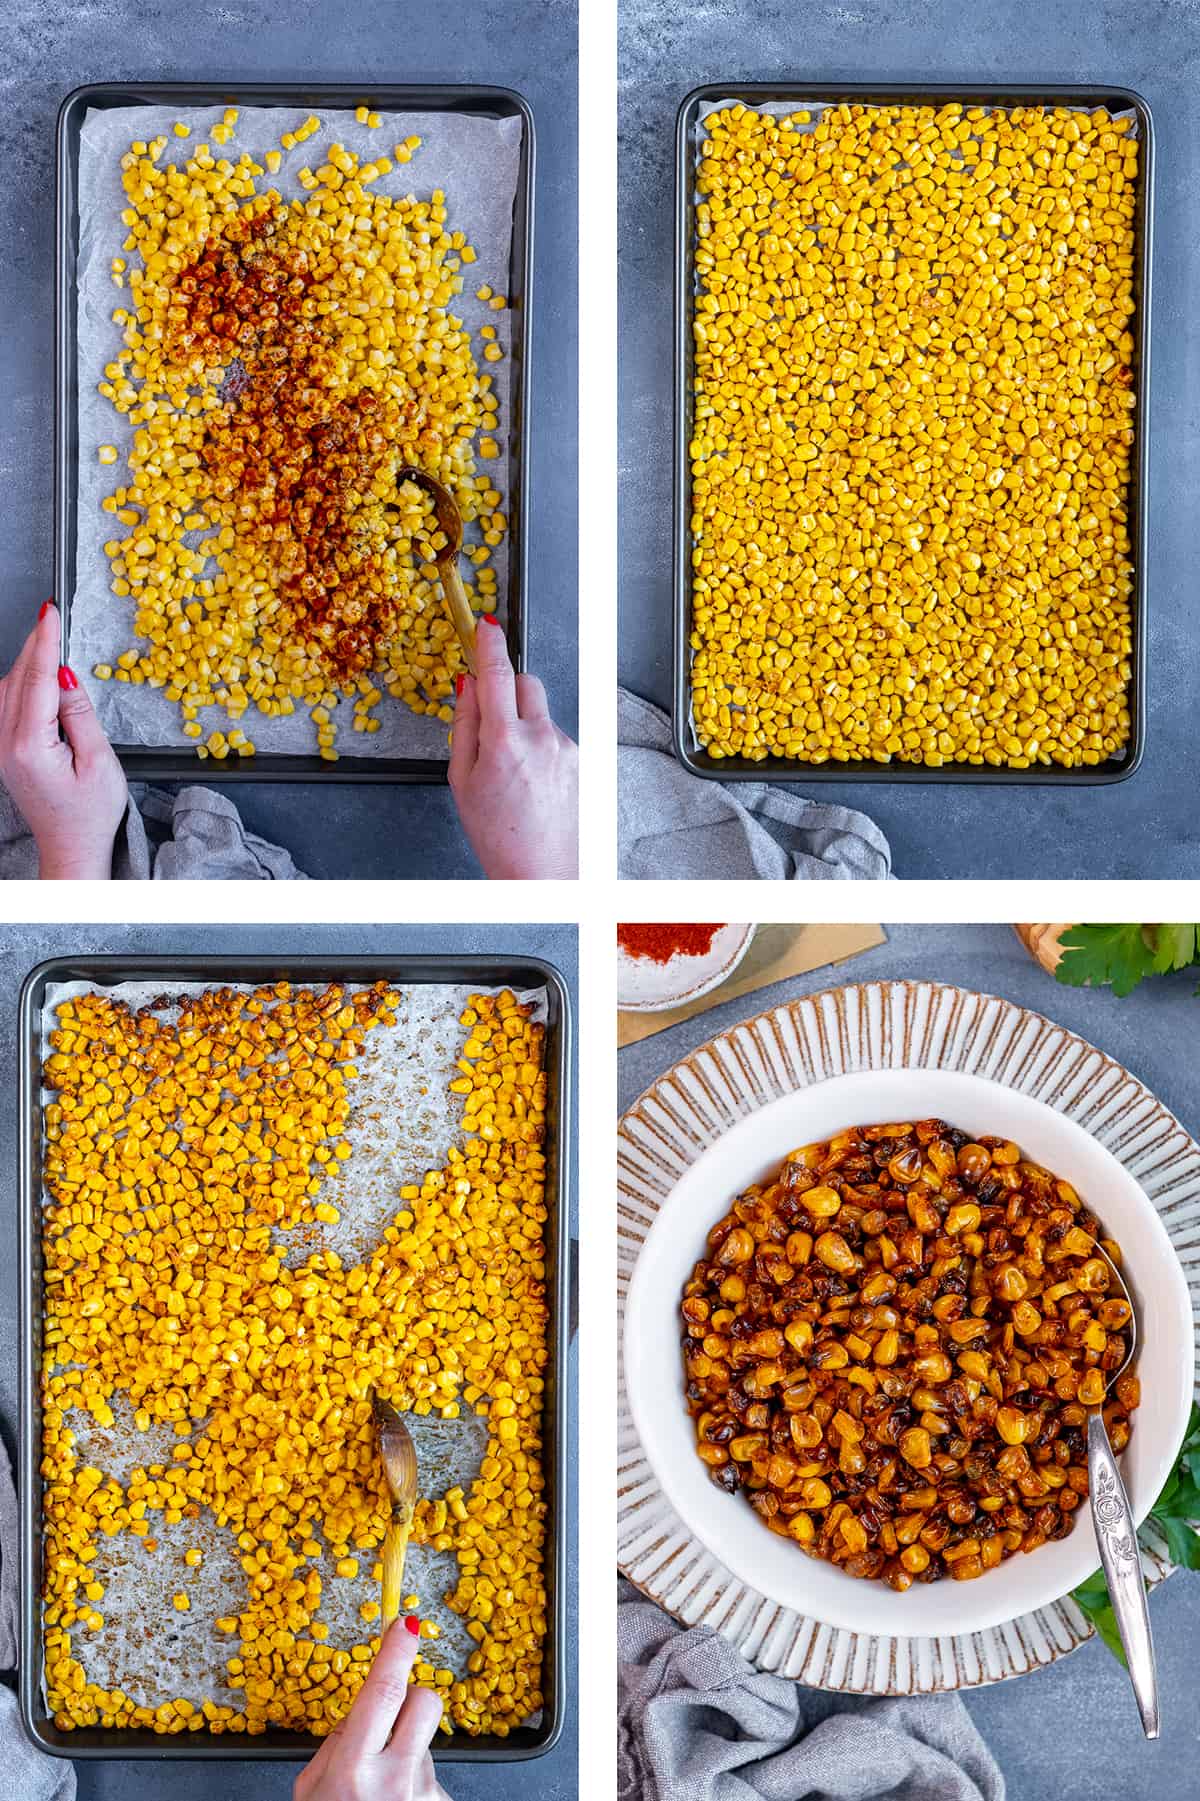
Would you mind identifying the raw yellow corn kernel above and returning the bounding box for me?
[172,1593,190,1612]
[93,125,503,760]
[688,101,1138,771]
[173,123,190,139]
[97,445,118,465]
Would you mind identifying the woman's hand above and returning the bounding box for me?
[0,602,127,880]
[295,1617,450,1801]
[448,616,579,880]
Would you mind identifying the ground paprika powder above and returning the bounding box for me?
[616,925,724,964]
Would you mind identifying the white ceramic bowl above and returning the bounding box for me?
[618,924,755,1013]
[623,1065,1195,1640]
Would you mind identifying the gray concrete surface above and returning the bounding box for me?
[0,0,577,881]
[618,0,1200,878]
[619,921,1200,1801]
[0,921,578,1801]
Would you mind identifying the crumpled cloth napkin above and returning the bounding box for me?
[618,1581,1004,1801]
[1,1431,76,1800]
[619,689,891,881]
[0,781,306,880]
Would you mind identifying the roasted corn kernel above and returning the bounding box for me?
[40,982,548,1739]
[682,1117,1137,1586]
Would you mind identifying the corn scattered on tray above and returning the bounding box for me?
[56,85,533,783]
[673,85,1151,786]
[19,958,569,1762]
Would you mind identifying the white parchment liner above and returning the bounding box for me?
[37,977,546,1722]
[74,104,522,761]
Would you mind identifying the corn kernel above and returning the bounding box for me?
[37,981,548,1741]
[686,101,1138,770]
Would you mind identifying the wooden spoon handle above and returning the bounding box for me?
[441,561,477,676]
[380,1517,411,1630]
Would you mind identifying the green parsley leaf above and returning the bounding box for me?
[1160,1515,1200,1571]
[1054,925,1158,997]
[1071,1574,1128,1665]
[1151,924,1200,975]
[1054,925,1200,997]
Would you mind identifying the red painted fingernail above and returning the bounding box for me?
[455,673,466,696]
[57,665,79,692]
[480,612,501,628]
[39,599,53,620]
[404,1615,421,1636]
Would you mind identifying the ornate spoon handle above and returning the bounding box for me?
[1087,1407,1160,1738]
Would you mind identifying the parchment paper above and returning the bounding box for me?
[74,104,522,760]
[38,977,547,1721]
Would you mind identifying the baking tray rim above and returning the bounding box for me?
[671,80,1153,788]
[55,80,536,786]
[18,951,572,1763]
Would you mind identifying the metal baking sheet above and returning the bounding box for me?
[56,84,535,785]
[19,954,571,1762]
[672,83,1153,787]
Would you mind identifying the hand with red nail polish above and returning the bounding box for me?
[448,616,578,879]
[294,1616,451,1801]
[0,602,128,880]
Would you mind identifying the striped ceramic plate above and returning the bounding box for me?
[617,979,1200,1693]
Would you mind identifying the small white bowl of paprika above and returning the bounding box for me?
[617,923,755,1013]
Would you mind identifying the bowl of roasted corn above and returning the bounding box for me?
[624,1065,1192,1637]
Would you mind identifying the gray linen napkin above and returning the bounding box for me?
[0,781,306,880]
[618,689,891,882]
[618,1581,1004,1801]
[0,1433,76,1801]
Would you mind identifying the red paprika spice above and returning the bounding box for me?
[617,924,724,964]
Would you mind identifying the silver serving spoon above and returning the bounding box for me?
[1085,1241,1158,1739]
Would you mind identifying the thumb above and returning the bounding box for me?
[56,668,114,765]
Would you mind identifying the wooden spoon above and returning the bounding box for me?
[396,466,477,675]
[372,1394,418,1629]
